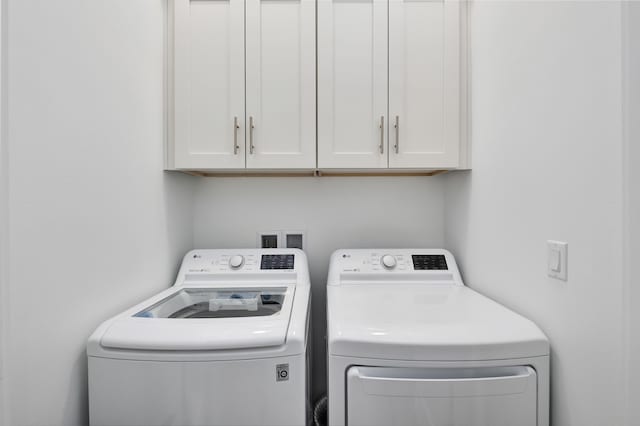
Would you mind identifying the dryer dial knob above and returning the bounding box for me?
[381,255,397,269]
[229,255,245,269]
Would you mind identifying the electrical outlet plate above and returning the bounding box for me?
[257,231,282,249]
[256,230,306,250]
[284,230,306,251]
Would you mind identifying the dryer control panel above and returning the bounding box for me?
[412,255,448,270]
[327,249,463,286]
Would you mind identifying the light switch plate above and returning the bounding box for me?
[547,240,568,281]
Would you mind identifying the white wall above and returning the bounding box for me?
[624,3,640,425]
[445,1,625,425]
[4,1,195,425]
[0,1,7,425]
[1,1,634,425]
[192,176,446,398]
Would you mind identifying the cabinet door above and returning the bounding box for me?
[318,0,388,169]
[173,0,245,169]
[388,0,460,168]
[245,0,316,169]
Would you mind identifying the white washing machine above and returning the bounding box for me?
[327,249,550,426]
[88,249,311,426]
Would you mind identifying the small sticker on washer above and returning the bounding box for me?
[276,364,289,382]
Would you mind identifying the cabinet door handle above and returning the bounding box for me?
[394,115,399,154]
[379,116,385,154]
[249,116,255,154]
[233,116,240,155]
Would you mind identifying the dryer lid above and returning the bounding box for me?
[100,286,295,351]
[327,285,549,361]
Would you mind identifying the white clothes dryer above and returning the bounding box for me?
[327,249,549,426]
[88,249,311,426]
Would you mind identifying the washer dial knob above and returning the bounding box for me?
[229,255,245,269]
[381,255,397,269]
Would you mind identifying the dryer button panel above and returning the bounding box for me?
[412,255,448,270]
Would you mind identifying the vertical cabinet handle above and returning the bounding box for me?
[249,116,255,154]
[233,116,240,155]
[379,116,385,154]
[394,115,399,154]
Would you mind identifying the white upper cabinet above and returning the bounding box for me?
[317,0,388,169]
[245,0,316,169]
[388,0,461,168]
[169,0,467,172]
[317,0,465,170]
[173,0,246,169]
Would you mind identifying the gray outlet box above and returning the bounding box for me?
[261,234,279,248]
[286,233,303,250]
[257,231,282,248]
[284,230,305,251]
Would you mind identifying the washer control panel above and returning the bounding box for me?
[177,249,309,287]
[183,251,297,273]
[261,254,295,270]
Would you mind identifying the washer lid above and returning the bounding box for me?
[100,286,295,351]
[327,285,549,361]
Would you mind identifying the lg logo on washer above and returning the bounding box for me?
[276,363,290,382]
